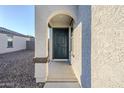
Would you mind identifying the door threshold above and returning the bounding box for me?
[52,59,69,62]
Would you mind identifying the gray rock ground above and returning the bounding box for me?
[0,50,44,88]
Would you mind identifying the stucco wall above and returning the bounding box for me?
[35,5,91,87]
[71,6,91,88]
[71,22,82,86]
[78,6,91,88]
[0,33,27,54]
[35,5,78,83]
[92,6,124,87]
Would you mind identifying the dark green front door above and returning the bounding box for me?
[53,28,69,59]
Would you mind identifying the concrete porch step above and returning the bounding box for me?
[47,77,78,81]
[47,61,80,87]
[48,73,76,77]
[44,82,80,88]
[47,74,77,82]
[47,78,78,82]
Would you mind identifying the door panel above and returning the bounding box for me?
[53,28,69,59]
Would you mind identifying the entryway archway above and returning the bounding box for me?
[45,13,80,86]
[48,14,74,64]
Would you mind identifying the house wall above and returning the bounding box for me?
[35,5,78,82]
[0,33,28,54]
[92,6,124,87]
[35,5,77,58]
[35,5,92,85]
[71,5,91,88]
[71,22,82,86]
[35,5,124,88]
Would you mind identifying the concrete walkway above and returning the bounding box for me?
[44,61,80,88]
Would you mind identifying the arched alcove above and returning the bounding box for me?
[47,13,74,63]
[47,10,76,26]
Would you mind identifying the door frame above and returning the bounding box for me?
[49,26,71,62]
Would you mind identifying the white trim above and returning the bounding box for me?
[69,26,71,64]
[49,27,71,62]
[52,59,69,62]
[49,27,52,61]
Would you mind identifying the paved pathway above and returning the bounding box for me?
[44,61,80,88]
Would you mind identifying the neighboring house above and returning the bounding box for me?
[34,5,124,88]
[0,27,34,54]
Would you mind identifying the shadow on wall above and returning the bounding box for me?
[79,5,91,88]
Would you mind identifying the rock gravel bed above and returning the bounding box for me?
[0,50,44,88]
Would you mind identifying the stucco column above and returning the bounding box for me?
[34,5,48,83]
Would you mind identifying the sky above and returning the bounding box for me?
[0,5,34,36]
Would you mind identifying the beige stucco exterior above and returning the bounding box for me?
[92,5,124,87]
[71,22,82,85]
[35,5,81,83]
[35,5,124,88]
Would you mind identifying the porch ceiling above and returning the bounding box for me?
[49,14,73,28]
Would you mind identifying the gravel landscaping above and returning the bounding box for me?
[0,50,44,88]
